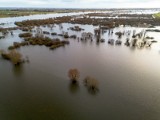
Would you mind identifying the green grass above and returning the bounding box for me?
[0,9,97,18]
[0,10,56,18]
[153,12,160,19]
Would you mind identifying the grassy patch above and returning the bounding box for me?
[0,10,56,18]
[153,12,160,19]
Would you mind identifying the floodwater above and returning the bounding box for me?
[0,8,160,28]
[0,11,160,120]
[0,12,92,28]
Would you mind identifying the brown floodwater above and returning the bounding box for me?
[0,22,160,120]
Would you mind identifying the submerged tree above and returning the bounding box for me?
[35,27,43,38]
[1,50,23,65]
[68,69,80,83]
[84,76,99,91]
[9,50,22,65]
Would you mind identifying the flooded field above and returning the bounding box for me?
[0,9,160,120]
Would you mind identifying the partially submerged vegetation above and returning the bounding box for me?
[153,12,160,19]
[8,37,69,50]
[69,26,84,31]
[106,29,157,48]
[1,8,160,97]
[0,50,23,65]
[15,16,72,27]
[0,27,19,32]
[20,27,33,32]
[146,29,160,32]
[68,69,80,83]
[19,32,32,38]
[84,76,99,92]
[14,12,160,28]
[1,21,158,53]
[67,69,99,94]
[8,41,29,50]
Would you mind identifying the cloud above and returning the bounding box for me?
[0,0,160,8]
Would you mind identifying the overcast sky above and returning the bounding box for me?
[0,0,160,8]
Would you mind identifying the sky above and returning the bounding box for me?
[0,0,160,8]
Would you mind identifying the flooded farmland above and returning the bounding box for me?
[0,9,160,120]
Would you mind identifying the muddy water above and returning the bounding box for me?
[0,12,92,28]
[0,8,160,28]
[0,21,160,120]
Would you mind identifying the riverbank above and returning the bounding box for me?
[0,10,57,18]
[0,9,98,18]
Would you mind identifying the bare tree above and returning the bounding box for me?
[9,50,22,65]
[1,50,23,65]
[68,69,80,83]
[84,76,99,91]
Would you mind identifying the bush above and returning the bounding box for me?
[43,31,50,34]
[84,76,99,91]
[9,50,22,65]
[1,50,23,65]
[50,43,64,49]
[19,32,32,38]
[64,34,69,38]
[1,52,10,60]
[8,46,16,50]
[68,69,80,83]
[70,35,77,39]
[51,32,57,35]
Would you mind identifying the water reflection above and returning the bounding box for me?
[69,82,80,94]
[12,64,24,77]
[129,46,136,51]
[96,41,100,46]
[89,40,93,46]
[0,11,160,120]
[84,76,99,95]
[87,88,99,95]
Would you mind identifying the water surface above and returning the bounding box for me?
[0,12,160,120]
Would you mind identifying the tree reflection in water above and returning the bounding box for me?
[12,64,24,77]
[69,81,80,94]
